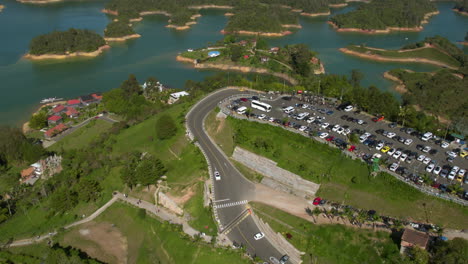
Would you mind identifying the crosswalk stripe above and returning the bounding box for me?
[214,200,248,209]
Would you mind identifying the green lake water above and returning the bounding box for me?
[0,0,466,125]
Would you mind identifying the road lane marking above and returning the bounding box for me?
[213,198,230,203]
[236,225,254,250]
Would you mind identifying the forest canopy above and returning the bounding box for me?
[29,28,106,55]
[329,0,437,30]
[104,21,136,37]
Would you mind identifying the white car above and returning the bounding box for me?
[319,132,329,139]
[447,151,457,158]
[433,166,442,175]
[426,163,435,173]
[389,163,399,172]
[307,117,315,123]
[423,157,431,164]
[458,169,466,177]
[388,148,396,156]
[332,125,340,132]
[302,104,309,109]
[344,105,354,112]
[321,122,329,128]
[372,153,382,160]
[393,151,402,159]
[359,132,371,142]
[299,126,307,132]
[441,141,449,148]
[376,142,384,150]
[269,117,275,122]
[214,171,221,181]
[258,114,266,120]
[254,232,265,240]
[386,132,396,138]
[451,166,460,173]
[448,171,456,180]
[417,154,426,162]
[422,146,431,153]
[357,119,364,125]
[343,128,351,135]
[400,153,408,162]
[404,139,413,145]
[337,127,345,135]
[421,132,433,141]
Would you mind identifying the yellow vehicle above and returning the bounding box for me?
[456,174,463,182]
[460,151,467,158]
[381,146,391,153]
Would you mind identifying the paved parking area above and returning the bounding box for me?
[230,95,468,193]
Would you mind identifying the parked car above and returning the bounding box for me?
[319,132,329,139]
[441,141,449,148]
[423,157,431,164]
[389,163,399,172]
[422,146,431,153]
[313,197,322,205]
[433,166,442,175]
[344,105,354,112]
[404,139,413,145]
[426,164,435,173]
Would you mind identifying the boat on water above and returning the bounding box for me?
[40,97,63,104]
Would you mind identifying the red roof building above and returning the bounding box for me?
[45,123,68,138]
[52,104,65,114]
[91,93,103,100]
[67,99,81,106]
[65,107,79,118]
[47,115,62,125]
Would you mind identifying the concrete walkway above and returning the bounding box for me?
[7,192,211,247]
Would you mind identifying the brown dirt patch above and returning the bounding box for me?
[62,221,128,264]
[167,185,196,205]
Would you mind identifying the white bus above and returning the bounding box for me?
[251,100,272,112]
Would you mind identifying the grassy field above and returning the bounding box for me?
[207,115,468,229]
[346,45,461,68]
[184,182,218,236]
[58,202,250,264]
[48,119,113,151]
[251,202,402,264]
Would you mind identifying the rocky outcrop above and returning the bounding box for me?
[157,191,184,215]
[24,45,110,60]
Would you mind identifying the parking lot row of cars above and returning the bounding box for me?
[229,95,468,199]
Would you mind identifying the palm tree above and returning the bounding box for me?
[398,105,411,127]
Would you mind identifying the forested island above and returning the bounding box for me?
[453,0,468,15]
[386,69,467,130]
[329,0,438,33]
[25,29,109,60]
[102,0,359,36]
[177,37,324,85]
[104,21,140,41]
[340,36,468,72]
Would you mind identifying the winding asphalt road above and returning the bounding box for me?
[187,88,285,262]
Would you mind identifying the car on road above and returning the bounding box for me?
[214,171,221,181]
[254,232,265,240]
[389,163,399,172]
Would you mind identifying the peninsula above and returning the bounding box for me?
[453,0,468,15]
[177,39,324,85]
[340,36,467,70]
[25,28,108,60]
[104,21,140,41]
[329,0,438,33]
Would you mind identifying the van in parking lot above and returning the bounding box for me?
[421,132,433,141]
[283,106,295,114]
[237,106,247,115]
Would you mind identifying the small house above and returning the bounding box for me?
[67,99,81,107]
[79,94,97,106]
[269,47,280,54]
[91,93,103,101]
[44,123,68,139]
[65,107,79,118]
[238,40,248,46]
[168,91,189,104]
[52,104,66,114]
[21,167,35,180]
[47,115,62,126]
[400,229,430,254]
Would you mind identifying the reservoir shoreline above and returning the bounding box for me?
[24,45,110,60]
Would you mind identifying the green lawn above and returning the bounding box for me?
[346,45,461,68]
[208,116,468,229]
[184,182,218,236]
[251,202,403,264]
[60,202,250,264]
[48,119,113,151]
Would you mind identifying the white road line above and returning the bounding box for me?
[213,198,230,203]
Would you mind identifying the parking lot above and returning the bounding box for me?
[228,94,468,196]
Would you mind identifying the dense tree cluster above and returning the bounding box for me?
[155,114,177,140]
[330,0,437,30]
[104,21,136,37]
[0,243,103,264]
[454,0,468,13]
[121,152,167,189]
[389,69,468,134]
[0,127,44,168]
[29,28,106,55]
[29,111,48,130]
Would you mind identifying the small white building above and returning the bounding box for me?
[168,91,190,104]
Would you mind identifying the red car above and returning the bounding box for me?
[348,145,356,152]
[372,116,385,122]
[325,136,334,142]
[313,197,322,205]
[240,98,248,102]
